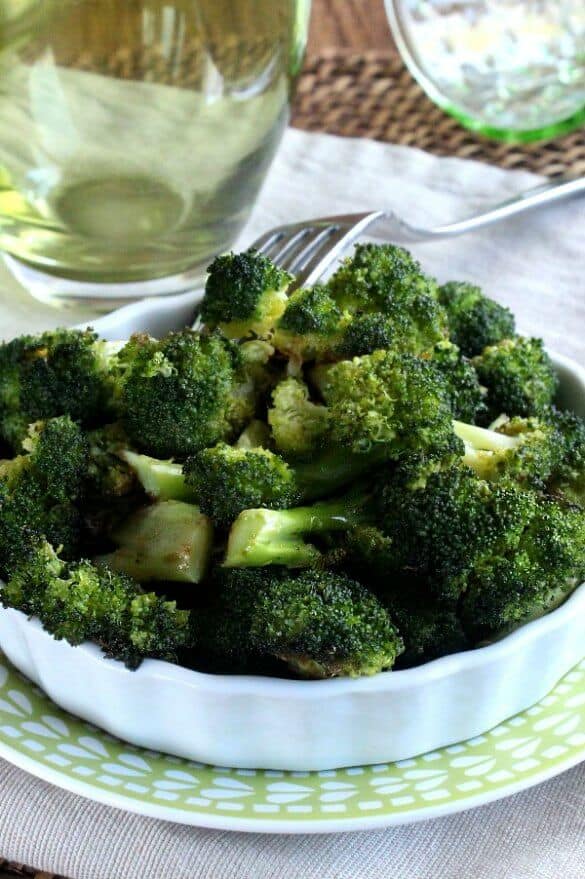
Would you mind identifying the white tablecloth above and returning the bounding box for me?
[0,128,583,878]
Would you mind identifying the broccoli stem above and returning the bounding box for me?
[224,498,364,568]
[453,420,520,478]
[120,450,195,502]
[99,500,213,583]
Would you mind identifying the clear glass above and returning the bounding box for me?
[0,0,310,305]
[385,0,585,142]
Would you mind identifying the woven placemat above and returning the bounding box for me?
[292,50,585,177]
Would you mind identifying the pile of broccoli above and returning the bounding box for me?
[1,245,583,677]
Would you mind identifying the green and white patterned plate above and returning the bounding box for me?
[0,652,583,832]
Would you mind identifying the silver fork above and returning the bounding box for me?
[251,175,585,291]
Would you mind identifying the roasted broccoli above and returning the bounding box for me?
[425,340,486,422]
[311,349,455,458]
[117,329,262,459]
[197,567,403,678]
[0,328,122,449]
[272,285,350,362]
[183,443,299,525]
[327,243,439,313]
[268,376,330,456]
[99,500,213,583]
[201,249,292,338]
[473,337,558,421]
[460,497,585,639]
[546,408,585,506]
[438,281,515,357]
[224,463,534,595]
[0,417,88,576]
[1,542,190,668]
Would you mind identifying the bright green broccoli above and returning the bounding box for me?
[327,242,439,313]
[454,416,563,487]
[0,328,123,450]
[99,500,213,583]
[438,281,515,357]
[197,567,403,678]
[460,497,585,640]
[545,408,585,506]
[117,329,263,459]
[473,337,558,421]
[224,463,538,609]
[311,349,455,458]
[183,444,299,525]
[425,340,486,422]
[272,285,350,362]
[1,542,191,668]
[268,376,330,456]
[0,417,88,576]
[201,249,292,339]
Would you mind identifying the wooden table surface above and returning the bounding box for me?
[308,0,392,54]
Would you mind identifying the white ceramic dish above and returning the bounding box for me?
[0,296,583,771]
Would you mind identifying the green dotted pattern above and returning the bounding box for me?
[0,654,583,826]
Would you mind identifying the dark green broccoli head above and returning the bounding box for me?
[268,377,330,456]
[327,243,438,314]
[85,423,137,501]
[118,329,256,459]
[0,417,89,576]
[380,579,468,667]
[312,349,454,458]
[473,337,558,422]
[273,285,349,362]
[460,497,585,640]
[426,341,486,422]
[339,293,447,359]
[0,329,119,449]
[199,567,403,678]
[438,281,515,357]
[545,408,585,506]
[184,443,299,525]
[201,249,292,339]
[373,464,537,595]
[1,542,191,668]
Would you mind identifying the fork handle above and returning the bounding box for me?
[431,175,585,239]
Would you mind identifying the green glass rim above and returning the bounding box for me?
[384,0,585,145]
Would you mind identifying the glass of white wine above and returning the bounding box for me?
[0,0,310,307]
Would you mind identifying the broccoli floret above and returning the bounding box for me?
[473,337,558,421]
[1,542,190,668]
[454,416,563,487]
[183,444,299,525]
[0,328,122,449]
[460,497,585,639]
[311,349,454,458]
[326,244,447,358]
[99,500,213,583]
[272,285,350,362]
[327,243,439,313]
[426,341,487,422]
[546,408,585,506]
[438,281,515,357]
[85,423,137,501]
[118,329,261,459]
[268,377,330,456]
[224,463,535,595]
[198,568,403,678]
[201,250,292,338]
[0,417,88,576]
[379,579,468,667]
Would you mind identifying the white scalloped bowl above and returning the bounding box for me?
[0,290,583,771]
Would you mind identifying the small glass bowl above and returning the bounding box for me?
[384,0,585,143]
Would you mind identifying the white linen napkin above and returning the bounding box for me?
[0,128,583,879]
